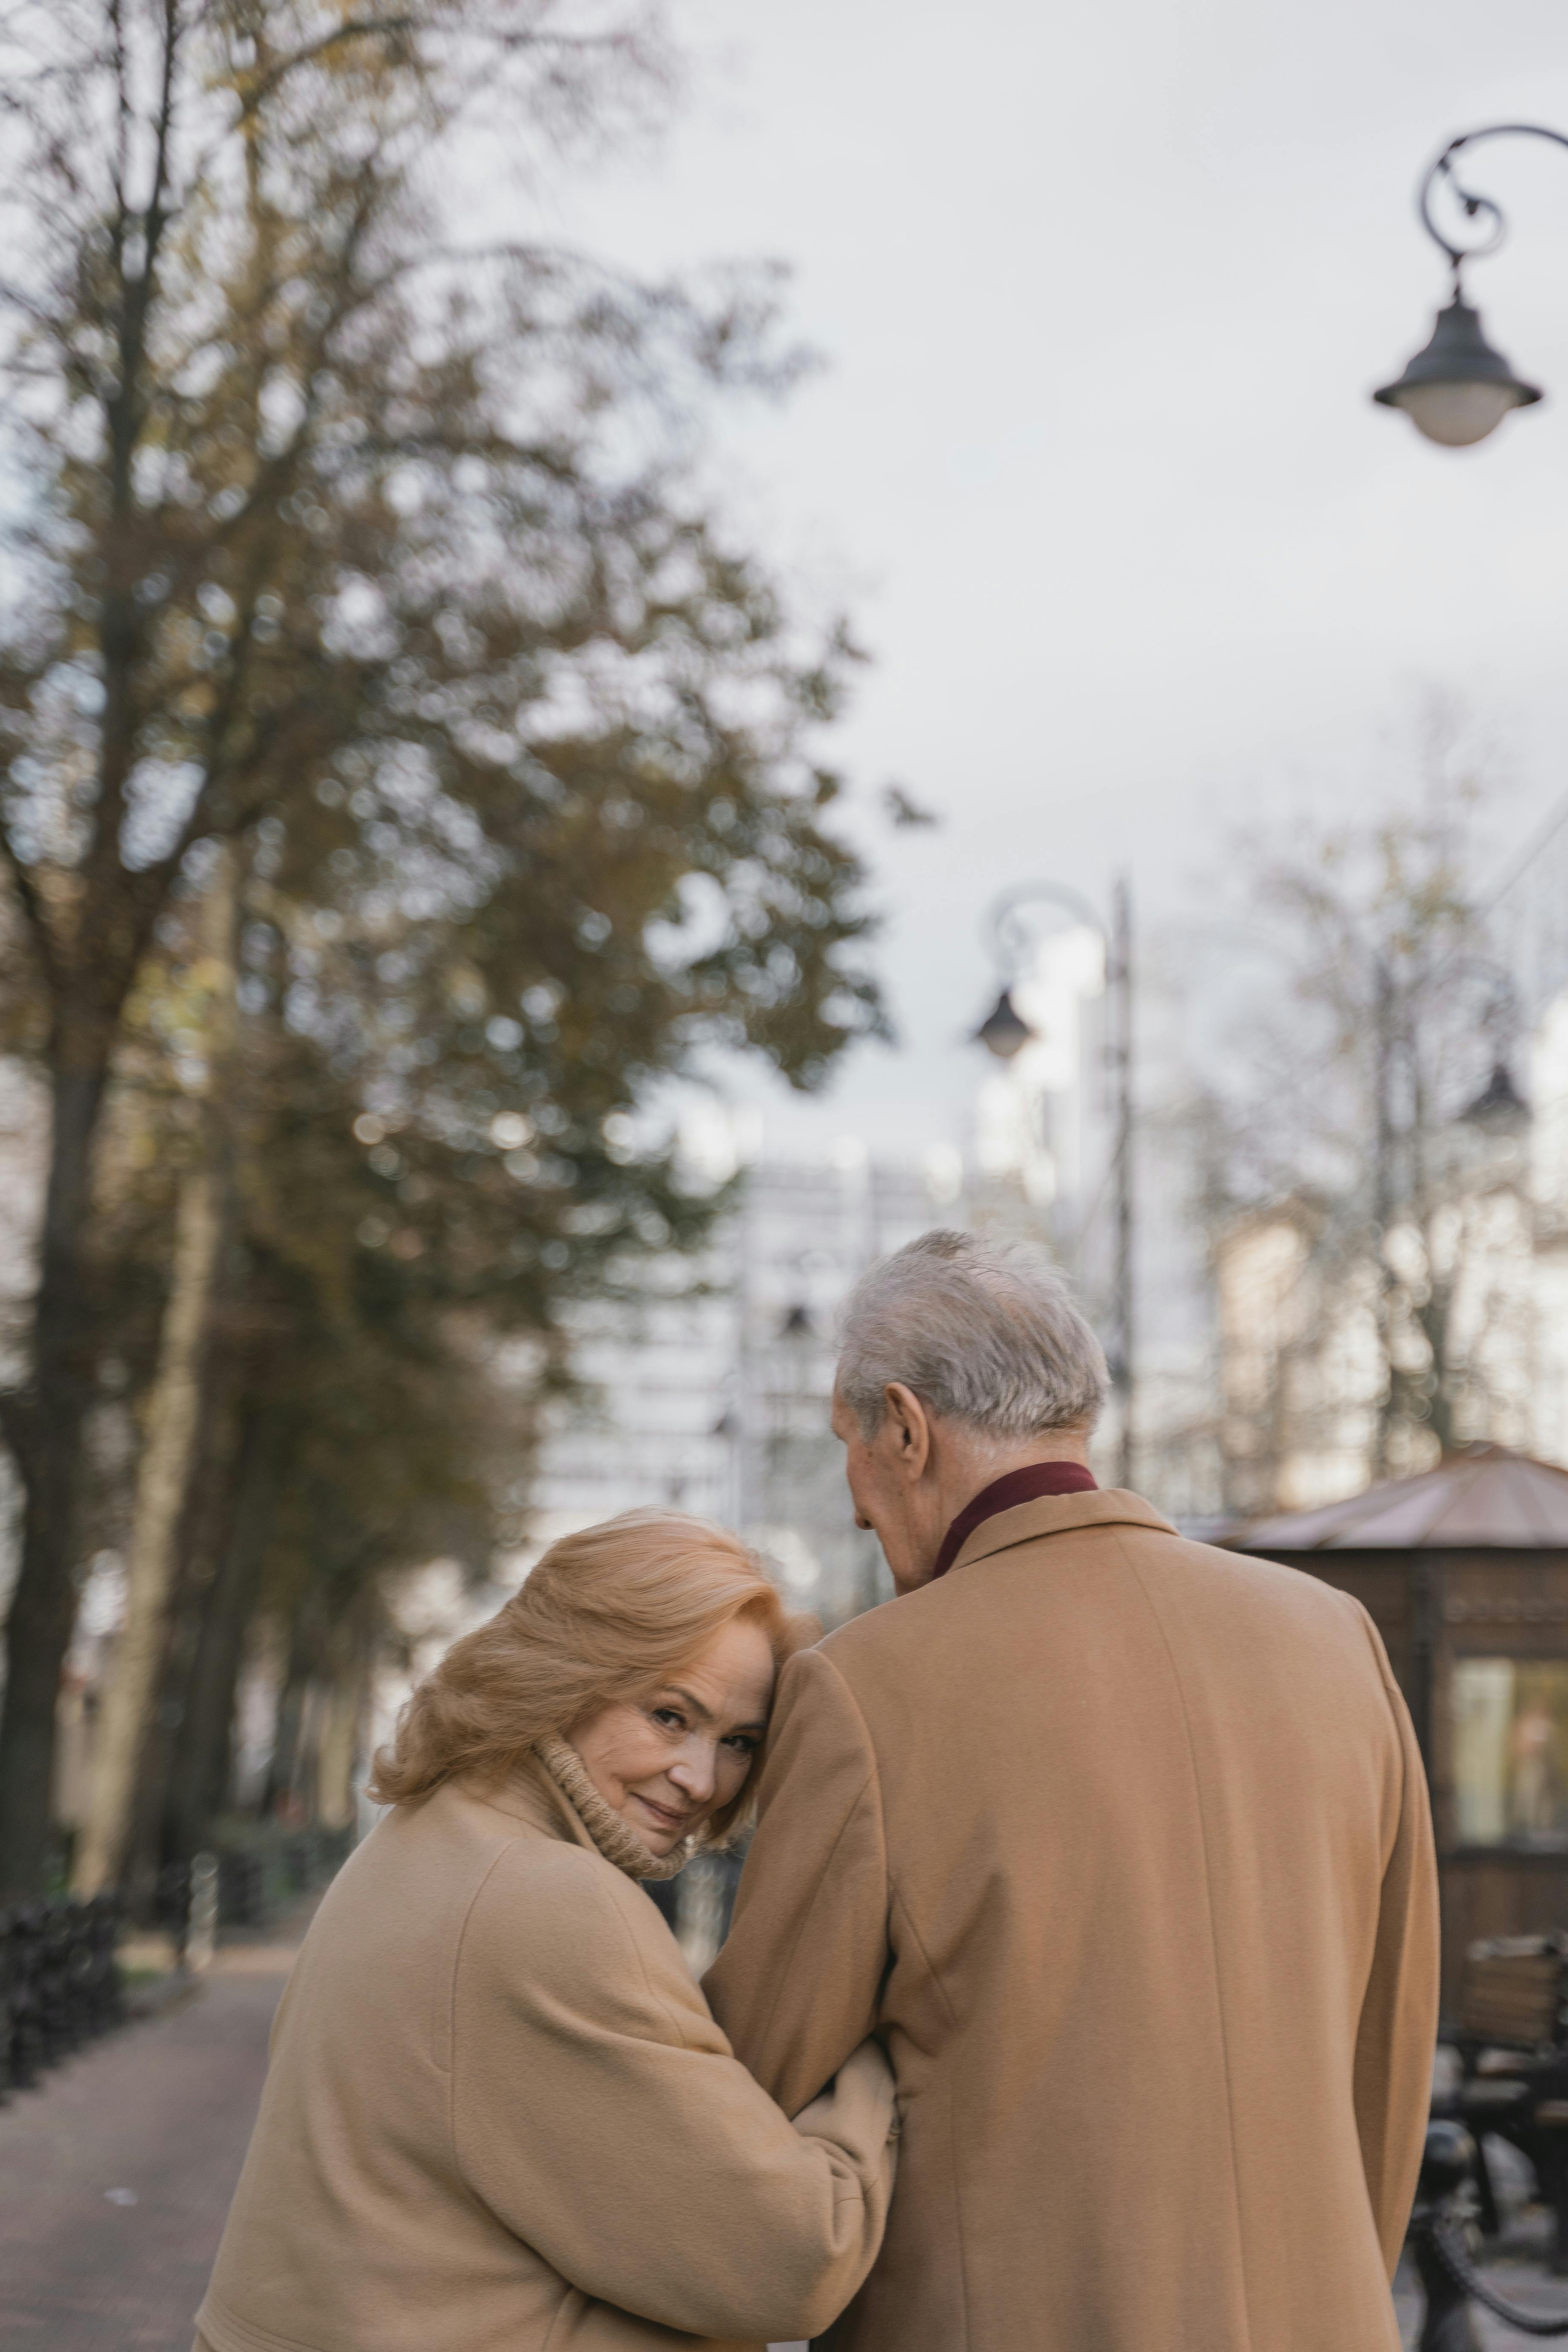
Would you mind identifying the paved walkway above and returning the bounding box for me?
[0,1934,298,2351]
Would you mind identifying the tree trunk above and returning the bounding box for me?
[315,1610,374,1833]
[164,1407,279,1858]
[264,1659,309,1819]
[316,1673,362,1831]
[0,1054,111,1898]
[71,1161,226,1891]
[123,1370,244,1883]
[73,848,237,1896]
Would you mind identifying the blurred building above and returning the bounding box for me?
[443,1149,958,1605]
[530,1152,953,1623]
[360,1144,962,1822]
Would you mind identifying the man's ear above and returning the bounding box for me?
[882,1383,932,1482]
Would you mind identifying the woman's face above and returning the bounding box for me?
[568,1615,776,1857]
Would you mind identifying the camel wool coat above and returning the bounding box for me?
[705,1489,1439,2352]
[196,1765,896,2352]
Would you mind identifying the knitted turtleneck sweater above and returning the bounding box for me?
[533,1733,693,1883]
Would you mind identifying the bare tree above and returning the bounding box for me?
[1202,730,1531,1512]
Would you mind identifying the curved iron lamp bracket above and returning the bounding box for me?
[985,880,1105,981]
[1421,122,1568,290]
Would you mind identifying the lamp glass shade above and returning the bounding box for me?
[973,988,1035,1060]
[1373,296,1541,448]
[1390,380,1528,448]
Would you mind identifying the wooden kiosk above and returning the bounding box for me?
[1231,1446,1568,2009]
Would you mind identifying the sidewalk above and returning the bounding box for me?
[0,1924,302,2350]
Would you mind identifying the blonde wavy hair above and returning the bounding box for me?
[369,1509,815,1842]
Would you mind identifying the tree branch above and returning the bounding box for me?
[0,818,61,1003]
[227,17,421,128]
[0,1380,38,1488]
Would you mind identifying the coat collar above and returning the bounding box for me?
[947,1487,1178,1576]
[456,1748,690,1883]
[460,1755,601,1854]
[533,1734,690,1882]
[932,1460,1099,1581]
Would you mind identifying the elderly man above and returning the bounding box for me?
[706,1229,1438,2352]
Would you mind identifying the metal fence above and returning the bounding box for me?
[155,1824,356,1953]
[2,1826,356,2099]
[0,1895,124,2096]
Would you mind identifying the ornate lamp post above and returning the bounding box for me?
[970,878,1136,1488]
[1375,123,1568,446]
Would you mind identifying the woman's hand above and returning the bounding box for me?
[791,2038,900,2164]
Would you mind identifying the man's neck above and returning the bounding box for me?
[938,1430,1092,1531]
[923,1441,1099,1587]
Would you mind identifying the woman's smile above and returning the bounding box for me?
[631,1790,692,1833]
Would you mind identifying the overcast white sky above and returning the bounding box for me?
[549,0,1568,1161]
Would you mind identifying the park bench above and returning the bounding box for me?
[1442,1933,1568,2267]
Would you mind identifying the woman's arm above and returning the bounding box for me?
[450,1839,896,2345]
[705,1647,891,2120]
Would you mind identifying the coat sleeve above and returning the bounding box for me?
[1348,1604,1441,2278]
[450,1837,896,2346]
[704,1645,892,2121]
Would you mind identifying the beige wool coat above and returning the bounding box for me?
[705,1489,1440,2352]
[196,1764,896,2352]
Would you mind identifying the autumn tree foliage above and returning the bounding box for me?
[0,3,883,1895]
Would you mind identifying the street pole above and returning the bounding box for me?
[1371,953,1397,1484]
[730,1175,754,1533]
[1111,876,1135,1490]
[973,875,1137,1489]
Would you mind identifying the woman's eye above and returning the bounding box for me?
[723,1734,759,1757]
[651,1708,684,1730]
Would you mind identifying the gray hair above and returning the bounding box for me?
[836,1229,1108,1441]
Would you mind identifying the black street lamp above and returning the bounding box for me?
[972,987,1035,1062]
[1375,123,1568,447]
[970,878,1136,1488]
[1452,957,1532,1136]
[1459,1059,1531,1135]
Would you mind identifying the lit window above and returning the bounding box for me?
[1453,1658,1568,1849]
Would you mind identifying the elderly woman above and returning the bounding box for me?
[195,1512,896,2352]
